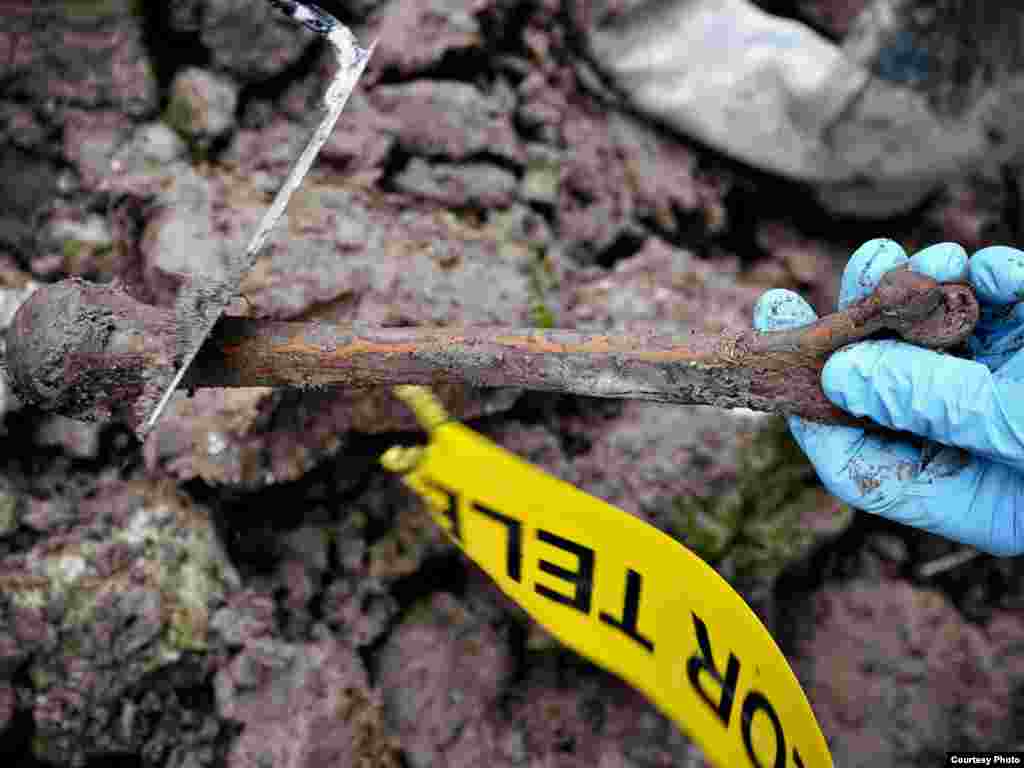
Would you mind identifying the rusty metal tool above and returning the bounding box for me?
[5,266,979,439]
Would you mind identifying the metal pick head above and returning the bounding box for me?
[266,0,340,37]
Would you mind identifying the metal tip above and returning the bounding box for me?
[267,0,339,37]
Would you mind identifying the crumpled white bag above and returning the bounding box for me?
[570,0,1024,216]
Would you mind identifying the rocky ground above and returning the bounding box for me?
[0,1,1022,767]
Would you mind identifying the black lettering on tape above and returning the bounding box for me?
[741,691,785,768]
[686,612,740,727]
[422,477,461,541]
[599,568,655,653]
[471,501,522,582]
[792,748,804,768]
[534,529,594,614]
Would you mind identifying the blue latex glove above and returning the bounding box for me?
[753,239,1024,556]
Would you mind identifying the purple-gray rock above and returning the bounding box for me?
[393,157,519,208]
[172,0,317,82]
[0,682,13,738]
[62,109,136,190]
[210,589,277,649]
[0,101,46,150]
[558,107,727,261]
[237,183,534,323]
[0,1,157,118]
[166,68,240,146]
[749,220,845,312]
[113,121,189,173]
[321,574,399,649]
[0,146,59,261]
[0,1,157,262]
[370,80,525,164]
[227,60,395,187]
[0,478,237,765]
[221,115,310,195]
[796,577,1024,765]
[375,592,515,768]
[137,165,262,306]
[38,208,116,280]
[371,580,702,767]
[34,415,103,461]
[923,171,1011,253]
[216,634,402,768]
[491,662,702,768]
[516,69,569,145]
[368,0,483,78]
[316,88,400,178]
[22,495,76,533]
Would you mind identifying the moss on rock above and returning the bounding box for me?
[667,416,854,592]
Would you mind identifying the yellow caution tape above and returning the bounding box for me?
[381,386,832,768]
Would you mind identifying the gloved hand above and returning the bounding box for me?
[753,239,1024,556]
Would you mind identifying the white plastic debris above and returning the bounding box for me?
[574,0,1024,216]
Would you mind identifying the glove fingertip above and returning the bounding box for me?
[970,246,1024,306]
[753,289,817,332]
[838,239,908,307]
[909,241,968,282]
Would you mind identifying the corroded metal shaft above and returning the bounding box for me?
[6,270,979,437]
